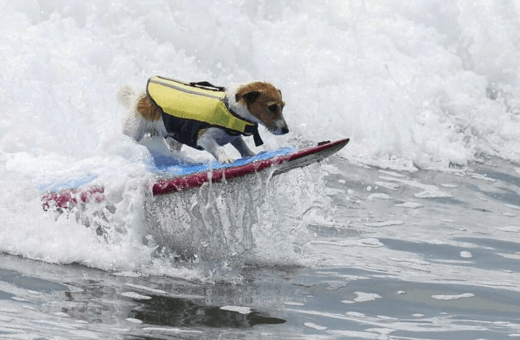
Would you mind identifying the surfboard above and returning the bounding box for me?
[42,138,349,210]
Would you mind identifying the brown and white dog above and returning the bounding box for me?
[117,80,289,163]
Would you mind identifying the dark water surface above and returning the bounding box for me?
[1,156,520,339]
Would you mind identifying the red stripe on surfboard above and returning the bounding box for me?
[152,155,288,195]
[41,186,104,211]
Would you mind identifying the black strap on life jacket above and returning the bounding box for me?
[243,124,263,147]
[189,81,226,92]
[253,131,264,147]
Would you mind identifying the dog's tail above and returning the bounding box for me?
[117,86,137,109]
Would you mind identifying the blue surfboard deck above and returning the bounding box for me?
[151,147,296,177]
[40,147,296,194]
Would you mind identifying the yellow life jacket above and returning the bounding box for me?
[147,76,262,149]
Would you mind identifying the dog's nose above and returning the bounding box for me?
[281,127,289,134]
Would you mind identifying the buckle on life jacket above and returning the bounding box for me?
[244,124,263,147]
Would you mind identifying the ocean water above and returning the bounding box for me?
[1,1,520,339]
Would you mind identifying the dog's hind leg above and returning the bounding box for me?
[122,112,146,142]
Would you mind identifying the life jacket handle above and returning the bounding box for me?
[189,81,226,92]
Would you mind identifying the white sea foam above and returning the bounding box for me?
[125,318,143,324]
[375,181,400,190]
[120,292,152,300]
[220,306,252,315]
[312,238,384,248]
[304,322,327,331]
[124,283,167,295]
[364,220,404,227]
[396,202,423,209]
[353,292,383,303]
[1,1,520,277]
[367,193,392,201]
[342,292,382,304]
[495,226,520,233]
[379,176,453,198]
[431,293,475,301]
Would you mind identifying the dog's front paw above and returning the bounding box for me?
[218,155,235,164]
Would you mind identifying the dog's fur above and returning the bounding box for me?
[118,81,289,163]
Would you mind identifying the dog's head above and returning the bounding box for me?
[234,82,289,135]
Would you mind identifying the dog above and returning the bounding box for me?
[117,76,289,163]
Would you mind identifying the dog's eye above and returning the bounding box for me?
[268,104,278,113]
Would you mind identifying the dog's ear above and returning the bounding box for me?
[236,91,262,105]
